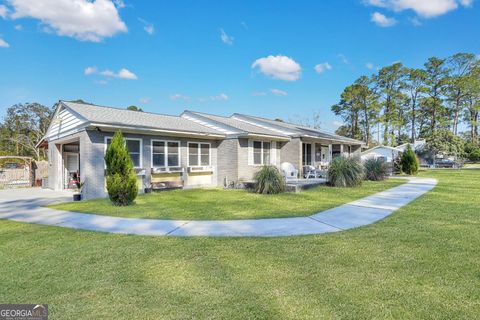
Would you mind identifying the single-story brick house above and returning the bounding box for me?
[38,101,364,199]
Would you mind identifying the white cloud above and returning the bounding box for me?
[8,0,127,42]
[117,68,137,79]
[139,97,150,104]
[0,5,8,18]
[252,91,267,96]
[252,55,301,81]
[139,18,154,35]
[241,21,248,30]
[220,28,234,45]
[270,89,288,96]
[364,0,472,18]
[84,66,97,75]
[371,12,397,27]
[366,62,374,69]
[14,24,23,30]
[97,68,137,79]
[210,93,229,101]
[0,38,10,48]
[94,79,108,85]
[314,62,332,74]
[338,54,349,64]
[170,93,191,101]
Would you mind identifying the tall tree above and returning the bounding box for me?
[404,68,427,142]
[374,62,406,146]
[332,76,379,144]
[464,61,480,142]
[422,57,449,136]
[445,53,477,135]
[0,102,52,159]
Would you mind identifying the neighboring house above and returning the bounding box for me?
[361,145,401,163]
[38,101,364,199]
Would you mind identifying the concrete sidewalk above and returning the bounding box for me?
[0,177,437,237]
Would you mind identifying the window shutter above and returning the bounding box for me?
[270,141,276,165]
[248,139,253,165]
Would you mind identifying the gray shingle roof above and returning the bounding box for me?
[61,101,225,136]
[186,111,290,138]
[232,113,364,145]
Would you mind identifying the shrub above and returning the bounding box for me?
[254,165,285,194]
[328,156,363,187]
[364,158,388,181]
[104,130,138,206]
[106,173,138,206]
[401,145,419,175]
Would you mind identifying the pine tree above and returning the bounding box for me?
[104,130,138,206]
[401,145,419,175]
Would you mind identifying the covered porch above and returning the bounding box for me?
[46,136,82,191]
[300,138,362,178]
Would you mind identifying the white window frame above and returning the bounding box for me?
[105,136,143,168]
[252,140,272,166]
[187,142,211,167]
[151,139,181,169]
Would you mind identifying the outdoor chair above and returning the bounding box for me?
[303,165,320,179]
[280,162,299,183]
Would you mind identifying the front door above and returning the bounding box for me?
[302,143,313,166]
[64,153,79,189]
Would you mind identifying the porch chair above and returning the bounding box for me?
[303,165,320,179]
[280,162,299,183]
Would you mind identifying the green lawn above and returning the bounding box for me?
[1,170,479,319]
[48,179,404,220]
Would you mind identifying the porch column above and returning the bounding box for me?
[328,144,333,162]
[340,144,344,157]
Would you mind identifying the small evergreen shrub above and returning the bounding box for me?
[254,165,285,194]
[401,145,419,175]
[364,158,388,181]
[105,130,138,206]
[328,156,364,187]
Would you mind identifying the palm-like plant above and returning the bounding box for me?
[328,156,364,187]
[254,165,285,194]
[364,158,388,181]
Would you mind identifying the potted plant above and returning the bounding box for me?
[73,181,85,201]
[144,182,152,194]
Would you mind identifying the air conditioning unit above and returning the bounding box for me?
[188,166,214,173]
[151,167,183,174]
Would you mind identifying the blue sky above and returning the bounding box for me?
[0,0,479,131]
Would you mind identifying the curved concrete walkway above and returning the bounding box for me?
[0,177,437,237]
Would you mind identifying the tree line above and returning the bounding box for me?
[331,53,480,159]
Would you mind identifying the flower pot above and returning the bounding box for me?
[144,187,152,194]
[73,194,82,201]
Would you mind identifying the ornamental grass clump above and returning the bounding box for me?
[104,130,138,206]
[328,156,363,187]
[401,145,419,175]
[254,165,285,194]
[364,158,388,181]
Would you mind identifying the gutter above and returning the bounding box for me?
[88,123,226,139]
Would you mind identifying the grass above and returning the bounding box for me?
[48,179,404,220]
[1,170,479,319]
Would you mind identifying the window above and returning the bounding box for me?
[188,142,211,166]
[106,137,142,168]
[252,141,272,165]
[151,140,180,168]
